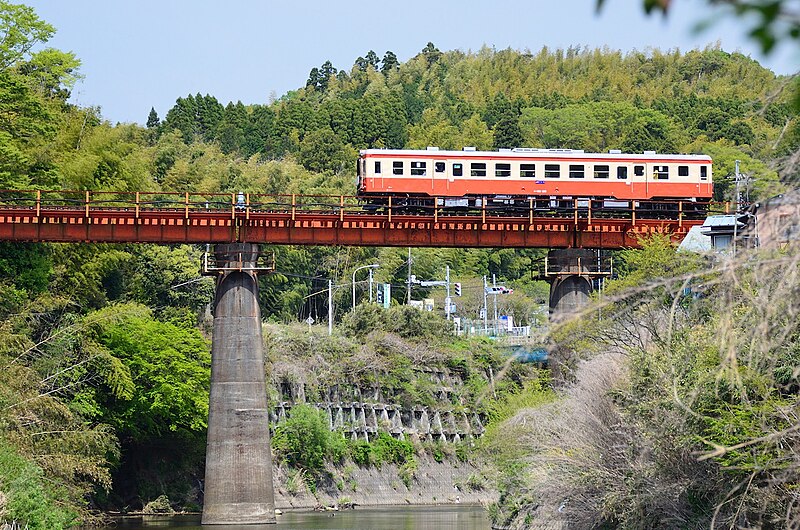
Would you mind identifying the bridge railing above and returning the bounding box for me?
[0,189,739,224]
[531,255,614,278]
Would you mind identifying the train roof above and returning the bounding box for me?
[359,148,712,162]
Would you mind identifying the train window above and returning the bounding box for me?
[520,163,536,178]
[654,165,669,179]
[411,161,427,176]
[471,163,487,177]
[594,165,610,179]
[634,165,644,176]
[393,161,404,175]
[545,164,560,178]
[678,165,689,177]
[700,166,708,181]
[453,163,463,177]
[495,163,511,177]
[569,164,585,178]
[435,162,445,173]
[617,166,628,179]
[374,161,381,174]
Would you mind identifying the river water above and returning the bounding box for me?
[103,505,491,529]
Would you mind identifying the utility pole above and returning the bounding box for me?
[483,275,488,334]
[407,247,412,304]
[492,273,498,335]
[735,159,741,211]
[445,265,451,320]
[733,159,741,257]
[328,279,333,336]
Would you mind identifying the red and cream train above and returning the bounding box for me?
[357,147,712,215]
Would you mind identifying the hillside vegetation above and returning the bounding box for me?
[483,236,800,529]
[0,1,797,526]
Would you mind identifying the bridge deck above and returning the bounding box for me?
[0,190,706,248]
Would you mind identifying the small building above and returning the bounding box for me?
[699,214,750,251]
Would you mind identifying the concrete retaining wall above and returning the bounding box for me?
[272,457,496,509]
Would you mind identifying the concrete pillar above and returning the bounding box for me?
[547,249,595,317]
[549,275,593,315]
[202,243,276,525]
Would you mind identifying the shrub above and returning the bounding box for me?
[339,304,452,341]
[272,405,332,472]
[398,459,418,489]
[0,444,76,530]
[371,432,414,466]
[349,440,372,466]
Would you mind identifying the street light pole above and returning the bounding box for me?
[352,264,380,311]
[369,268,374,303]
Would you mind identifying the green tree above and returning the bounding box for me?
[619,109,680,153]
[163,94,198,142]
[306,66,321,90]
[365,50,379,69]
[381,50,399,74]
[0,242,50,293]
[685,138,784,201]
[318,60,337,91]
[89,304,211,440]
[215,101,248,154]
[244,104,274,156]
[0,1,55,70]
[298,127,355,173]
[146,107,159,129]
[420,42,442,65]
[17,47,81,100]
[493,112,524,149]
[484,93,515,129]
[127,244,213,318]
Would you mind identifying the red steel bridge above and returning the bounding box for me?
[0,190,716,249]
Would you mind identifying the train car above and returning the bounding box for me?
[357,147,712,215]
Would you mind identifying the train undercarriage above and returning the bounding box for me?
[359,194,710,220]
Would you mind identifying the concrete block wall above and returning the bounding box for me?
[268,368,487,442]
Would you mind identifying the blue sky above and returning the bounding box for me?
[23,0,799,125]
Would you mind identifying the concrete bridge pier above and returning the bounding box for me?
[202,243,276,525]
[549,273,593,315]
[540,249,610,318]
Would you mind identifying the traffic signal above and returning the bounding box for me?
[454,282,461,296]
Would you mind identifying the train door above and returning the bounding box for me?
[632,163,647,199]
[358,157,369,191]
[365,157,381,191]
[433,159,446,194]
[445,160,462,195]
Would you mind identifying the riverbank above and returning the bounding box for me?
[104,505,491,529]
[273,458,496,509]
